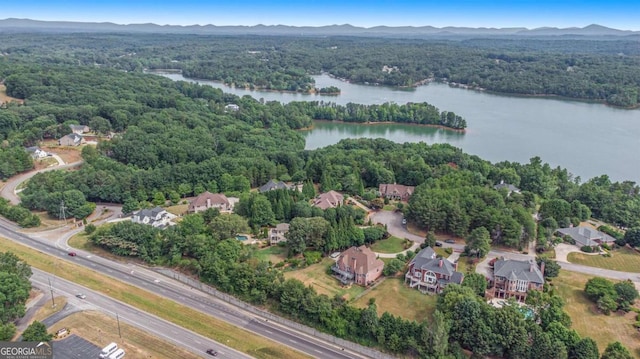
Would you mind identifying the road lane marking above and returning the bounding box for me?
[264,330,273,334]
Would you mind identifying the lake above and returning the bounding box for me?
[158,72,640,183]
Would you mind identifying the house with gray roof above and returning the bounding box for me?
[405,247,464,294]
[493,180,520,195]
[258,179,291,193]
[131,206,176,228]
[490,258,544,302]
[556,226,615,247]
[69,124,90,135]
[58,133,85,146]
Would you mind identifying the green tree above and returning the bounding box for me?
[537,257,561,278]
[465,227,491,258]
[21,321,53,342]
[462,273,487,297]
[383,259,404,276]
[601,342,633,359]
[569,337,599,359]
[302,180,316,199]
[614,280,639,309]
[584,277,616,303]
[122,197,140,215]
[209,214,250,241]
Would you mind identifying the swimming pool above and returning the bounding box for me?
[236,235,249,241]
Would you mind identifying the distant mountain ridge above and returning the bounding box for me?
[0,18,638,37]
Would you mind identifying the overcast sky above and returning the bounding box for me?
[3,0,639,30]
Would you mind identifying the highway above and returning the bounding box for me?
[0,218,372,359]
[30,268,250,359]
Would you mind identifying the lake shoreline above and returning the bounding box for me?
[302,119,466,133]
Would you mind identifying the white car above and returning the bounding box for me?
[76,294,86,299]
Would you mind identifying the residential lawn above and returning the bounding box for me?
[68,232,131,263]
[434,247,449,257]
[284,258,365,301]
[0,236,310,359]
[254,245,288,264]
[455,256,477,274]
[51,311,202,359]
[370,236,409,253]
[33,296,67,323]
[382,205,396,211]
[567,247,640,273]
[552,271,640,357]
[352,278,437,322]
[165,204,189,216]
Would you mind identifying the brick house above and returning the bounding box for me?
[331,246,384,286]
[405,247,464,294]
[489,258,544,302]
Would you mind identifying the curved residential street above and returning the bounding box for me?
[370,210,639,289]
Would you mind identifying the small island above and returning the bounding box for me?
[315,86,341,95]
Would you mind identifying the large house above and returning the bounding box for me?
[556,226,616,248]
[259,179,291,193]
[25,146,47,159]
[313,190,344,210]
[490,258,544,302]
[131,206,176,228]
[379,183,415,201]
[493,180,521,195]
[270,223,290,244]
[188,192,233,213]
[69,124,90,135]
[58,133,85,146]
[405,247,464,294]
[331,246,384,286]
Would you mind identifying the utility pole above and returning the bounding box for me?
[47,278,56,308]
[116,313,122,338]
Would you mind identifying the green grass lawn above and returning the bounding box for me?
[567,247,640,273]
[552,271,640,357]
[370,236,409,253]
[382,205,396,211]
[254,245,288,264]
[284,258,365,300]
[352,278,437,322]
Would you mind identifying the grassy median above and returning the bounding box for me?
[0,236,311,359]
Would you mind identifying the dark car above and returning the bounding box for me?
[435,241,443,247]
[67,252,77,257]
[444,239,455,244]
[206,349,218,356]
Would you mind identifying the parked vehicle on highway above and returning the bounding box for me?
[99,342,118,359]
[444,239,455,244]
[206,348,218,356]
[76,293,86,299]
[108,348,125,359]
[67,252,77,257]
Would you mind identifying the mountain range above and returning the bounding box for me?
[0,18,638,38]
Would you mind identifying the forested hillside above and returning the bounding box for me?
[1,33,638,106]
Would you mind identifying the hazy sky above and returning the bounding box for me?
[3,0,639,30]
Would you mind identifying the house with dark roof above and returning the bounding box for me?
[379,183,415,201]
[258,179,291,193]
[331,246,384,286]
[58,133,85,146]
[493,180,520,195]
[405,247,464,294]
[490,258,544,302]
[313,190,344,210]
[131,206,176,228]
[556,226,616,247]
[270,223,290,244]
[25,146,47,159]
[188,192,233,213]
